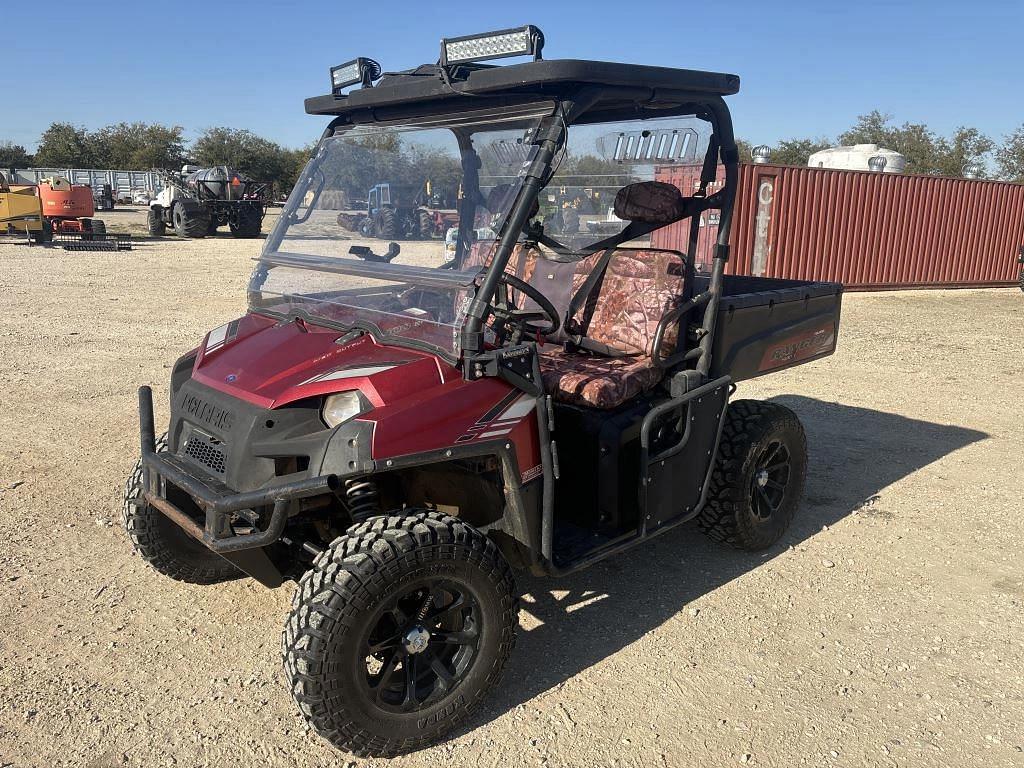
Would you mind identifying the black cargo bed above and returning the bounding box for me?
[693,274,843,382]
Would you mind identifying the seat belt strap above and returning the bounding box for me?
[567,248,615,320]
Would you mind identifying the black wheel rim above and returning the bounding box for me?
[360,580,481,713]
[749,439,792,521]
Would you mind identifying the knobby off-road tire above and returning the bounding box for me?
[697,400,807,551]
[229,203,262,238]
[376,207,396,239]
[283,510,518,757]
[417,209,433,239]
[122,433,239,584]
[172,203,210,238]
[147,207,166,236]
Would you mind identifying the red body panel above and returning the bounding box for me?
[654,163,1024,289]
[190,312,543,481]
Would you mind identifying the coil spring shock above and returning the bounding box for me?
[343,478,379,521]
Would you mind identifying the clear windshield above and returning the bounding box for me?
[250,104,552,360]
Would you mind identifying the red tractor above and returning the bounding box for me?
[124,27,843,758]
[37,177,106,237]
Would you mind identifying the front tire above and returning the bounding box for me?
[147,207,166,236]
[697,400,807,551]
[417,209,433,239]
[283,511,518,757]
[122,433,240,584]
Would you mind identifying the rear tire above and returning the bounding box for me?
[283,510,517,757]
[376,207,396,239]
[229,203,262,238]
[147,207,166,236]
[172,203,210,238]
[122,433,240,584]
[697,400,807,551]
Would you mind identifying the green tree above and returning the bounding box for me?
[192,127,300,192]
[995,124,1024,182]
[933,127,994,178]
[33,123,95,167]
[0,142,33,168]
[279,144,315,194]
[839,111,938,174]
[838,111,992,177]
[734,138,755,163]
[90,122,186,170]
[556,153,632,191]
[770,137,833,167]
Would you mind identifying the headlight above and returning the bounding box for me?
[321,391,370,428]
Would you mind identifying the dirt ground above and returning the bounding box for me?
[0,230,1022,768]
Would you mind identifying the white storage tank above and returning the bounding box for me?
[807,144,906,174]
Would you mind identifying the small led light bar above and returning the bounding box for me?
[330,57,382,95]
[440,25,544,66]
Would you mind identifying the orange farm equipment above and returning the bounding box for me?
[37,177,106,237]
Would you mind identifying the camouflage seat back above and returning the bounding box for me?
[462,241,538,281]
[570,249,685,357]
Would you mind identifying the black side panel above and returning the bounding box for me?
[552,399,651,535]
[705,278,843,382]
[642,385,729,532]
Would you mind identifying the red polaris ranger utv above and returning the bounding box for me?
[124,26,842,757]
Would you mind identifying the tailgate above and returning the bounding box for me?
[706,276,843,382]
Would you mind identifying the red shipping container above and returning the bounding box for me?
[653,163,1024,289]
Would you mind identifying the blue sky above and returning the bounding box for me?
[4,0,1022,151]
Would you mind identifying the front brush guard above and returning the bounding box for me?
[136,386,339,554]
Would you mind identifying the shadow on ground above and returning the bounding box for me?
[476,396,986,724]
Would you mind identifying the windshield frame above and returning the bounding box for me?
[254,93,739,369]
[252,104,557,362]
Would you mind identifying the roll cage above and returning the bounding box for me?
[303,58,742,383]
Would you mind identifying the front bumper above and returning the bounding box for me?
[137,386,339,555]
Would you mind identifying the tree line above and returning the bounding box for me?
[733,111,1024,182]
[3,112,1024,189]
[0,122,313,194]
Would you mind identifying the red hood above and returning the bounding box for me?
[191,313,455,409]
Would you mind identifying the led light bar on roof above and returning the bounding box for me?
[441,25,544,66]
[330,57,382,95]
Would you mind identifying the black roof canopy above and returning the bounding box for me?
[305,59,740,125]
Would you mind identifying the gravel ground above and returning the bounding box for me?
[0,233,1022,768]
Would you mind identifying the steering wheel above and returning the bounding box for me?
[491,272,561,340]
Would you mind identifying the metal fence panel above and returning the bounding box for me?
[12,168,165,197]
